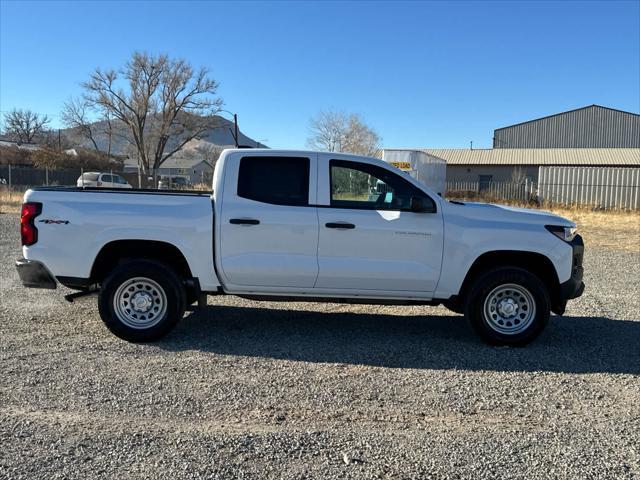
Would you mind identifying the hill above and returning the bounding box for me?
[61,114,267,156]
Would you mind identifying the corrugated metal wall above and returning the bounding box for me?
[494,106,640,148]
[538,166,640,209]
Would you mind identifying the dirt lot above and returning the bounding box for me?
[1,211,639,479]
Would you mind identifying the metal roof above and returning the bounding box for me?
[418,148,640,166]
[493,105,640,148]
[494,104,639,132]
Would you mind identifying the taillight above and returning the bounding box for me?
[20,202,42,246]
[97,181,102,186]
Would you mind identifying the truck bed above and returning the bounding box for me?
[29,186,213,196]
[21,186,220,291]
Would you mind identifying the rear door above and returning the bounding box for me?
[218,153,319,289]
[315,154,444,295]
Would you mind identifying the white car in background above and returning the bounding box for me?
[76,172,132,189]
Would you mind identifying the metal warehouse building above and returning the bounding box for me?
[385,104,640,208]
[414,105,639,184]
[425,148,640,183]
[493,105,640,149]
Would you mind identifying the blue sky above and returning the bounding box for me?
[1,0,638,149]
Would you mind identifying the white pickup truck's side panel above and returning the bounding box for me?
[433,202,574,298]
[22,190,221,291]
[215,151,320,289]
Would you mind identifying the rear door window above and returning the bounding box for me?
[101,174,113,183]
[238,156,310,206]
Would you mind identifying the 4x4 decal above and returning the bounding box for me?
[38,219,70,225]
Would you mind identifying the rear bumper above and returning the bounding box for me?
[559,234,584,301]
[15,258,57,289]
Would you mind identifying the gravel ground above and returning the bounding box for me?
[1,212,639,479]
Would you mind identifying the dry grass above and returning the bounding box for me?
[547,206,640,253]
[0,188,22,215]
[189,183,213,192]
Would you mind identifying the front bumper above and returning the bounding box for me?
[15,258,57,289]
[559,234,584,301]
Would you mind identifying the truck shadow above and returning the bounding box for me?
[161,305,640,375]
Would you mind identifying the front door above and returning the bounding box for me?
[219,153,319,289]
[315,156,443,294]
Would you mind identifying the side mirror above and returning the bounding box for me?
[409,196,434,213]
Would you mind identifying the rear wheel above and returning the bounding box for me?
[464,267,550,346]
[98,260,186,342]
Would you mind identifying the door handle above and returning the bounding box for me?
[230,218,260,225]
[325,222,355,229]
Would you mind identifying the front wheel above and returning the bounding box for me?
[98,260,186,342]
[464,267,550,346]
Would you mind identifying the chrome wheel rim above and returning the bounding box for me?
[483,283,536,335]
[113,277,167,329]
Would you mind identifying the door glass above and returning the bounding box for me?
[238,156,310,206]
[330,160,434,211]
[101,174,113,183]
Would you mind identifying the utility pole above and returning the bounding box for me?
[219,110,239,147]
[234,113,239,148]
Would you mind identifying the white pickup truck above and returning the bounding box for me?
[16,149,584,345]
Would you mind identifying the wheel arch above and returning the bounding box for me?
[457,250,561,309]
[90,240,194,284]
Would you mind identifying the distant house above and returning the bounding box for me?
[0,140,44,152]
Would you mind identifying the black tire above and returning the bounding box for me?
[464,267,550,346]
[98,260,186,342]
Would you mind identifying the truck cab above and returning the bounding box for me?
[216,151,443,295]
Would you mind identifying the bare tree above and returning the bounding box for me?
[307,110,380,156]
[61,97,100,151]
[343,114,381,157]
[62,97,116,155]
[195,142,223,169]
[78,52,222,174]
[306,110,348,152]
[3,109,50,144]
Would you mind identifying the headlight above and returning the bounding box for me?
[545,225,577,242]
